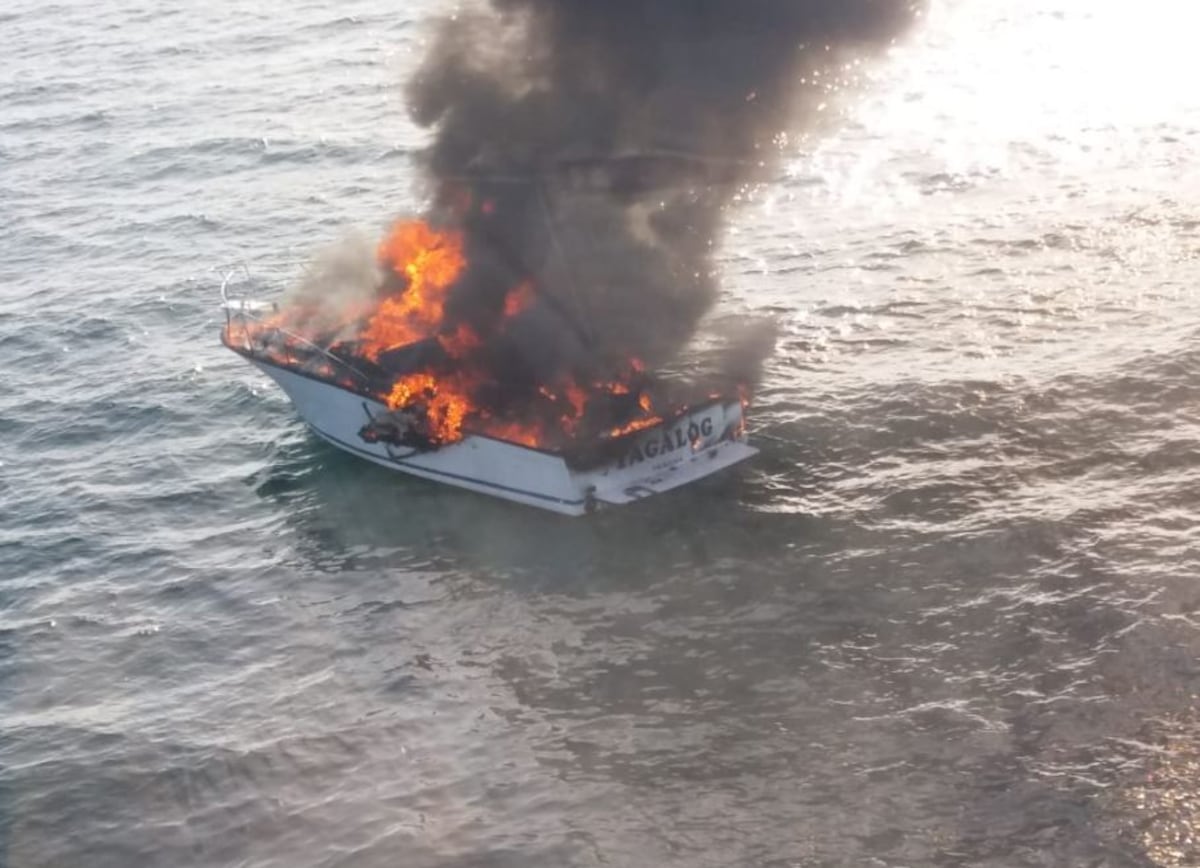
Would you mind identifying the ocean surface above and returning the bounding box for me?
[3,0,1200,865]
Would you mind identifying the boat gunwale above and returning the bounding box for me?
[223,334,735,462]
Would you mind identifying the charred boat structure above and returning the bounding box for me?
[220,258,757,516]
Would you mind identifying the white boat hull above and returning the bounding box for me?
[246,358,757,516]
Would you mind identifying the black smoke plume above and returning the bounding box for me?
[405,0,923,395]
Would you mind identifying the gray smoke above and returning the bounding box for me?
[407,0,924,391]
[283,231,382,344]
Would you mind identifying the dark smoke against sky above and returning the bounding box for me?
[403,0,925,393]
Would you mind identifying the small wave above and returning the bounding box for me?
[297,15,371,34]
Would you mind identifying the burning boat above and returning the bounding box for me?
[211,0,927,515]
[210,0,927,514]
[220,221,757,516]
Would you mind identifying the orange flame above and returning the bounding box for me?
[474,416,544,448]
[608,415,663,439]
[385,372,470,446]
[229,217,684,451]
[439,321,483,356]
[358,221,466,361]
[504,281,536,318]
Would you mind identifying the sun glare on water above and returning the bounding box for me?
[796,0,1200,195]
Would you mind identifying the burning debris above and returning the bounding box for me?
[220,0,922,512]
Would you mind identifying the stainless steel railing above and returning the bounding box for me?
[217,263,376,391]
